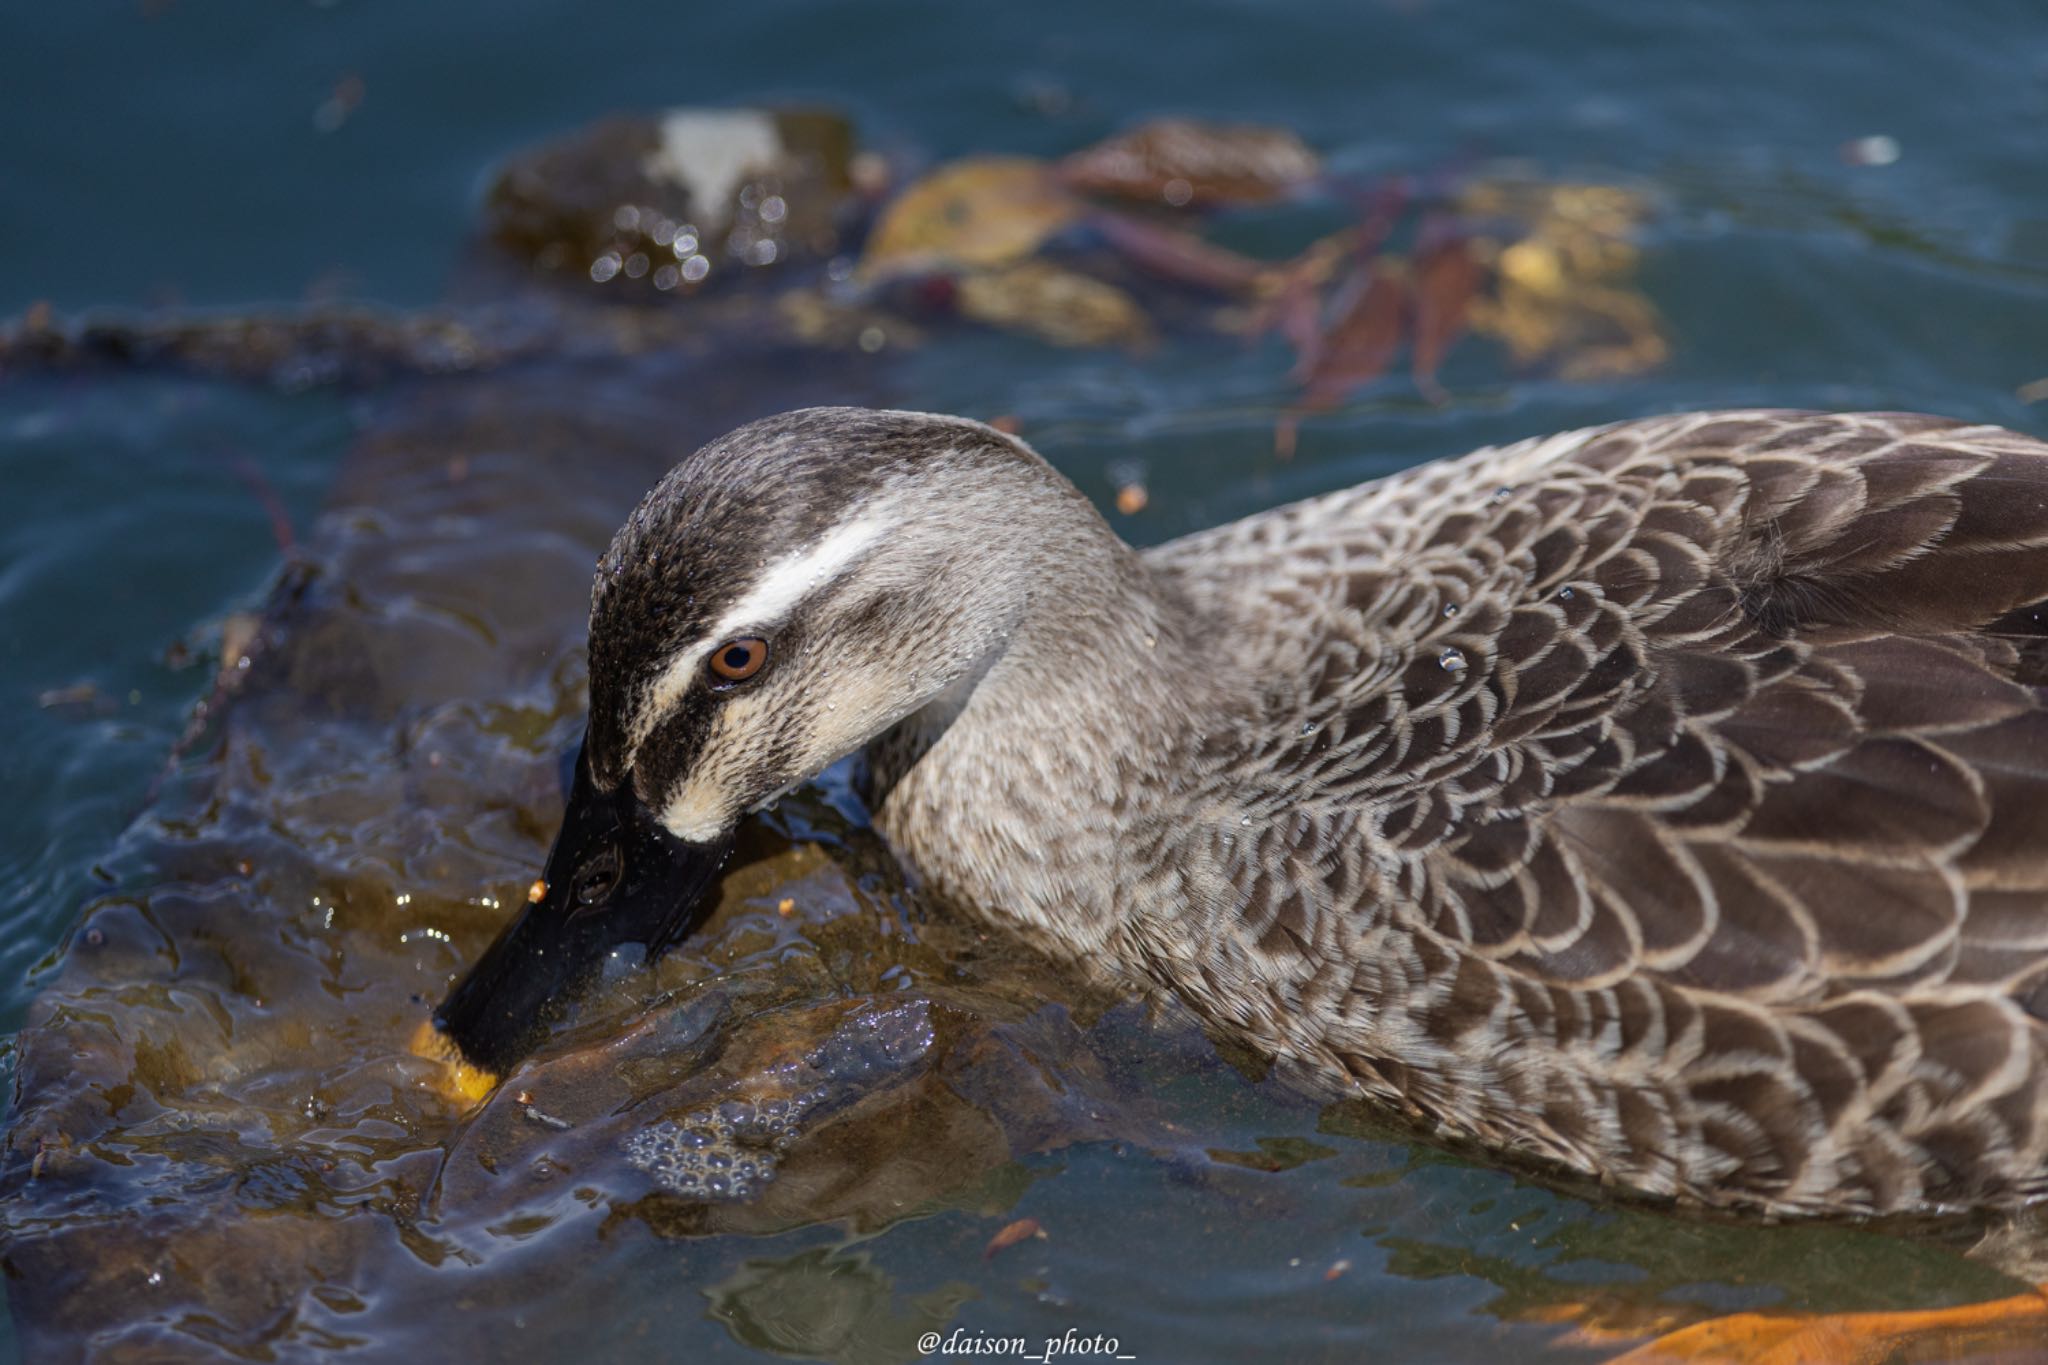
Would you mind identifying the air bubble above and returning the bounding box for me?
[625,1096,811,1203]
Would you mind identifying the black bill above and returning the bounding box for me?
[434,740,732,1075]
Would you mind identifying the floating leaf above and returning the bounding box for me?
[1242,227,1358,365]
[1085,210,1268,294]
[1410,229,1482,400]
[1294,262,1407,411]
[1059,118,1320,207]
[859,158,1080,278]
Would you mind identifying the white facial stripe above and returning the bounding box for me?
[624,511,888,759]
[713,511,888,637]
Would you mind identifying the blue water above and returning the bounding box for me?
[6,1,2048,1361]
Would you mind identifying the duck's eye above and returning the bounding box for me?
[707,636,770,684]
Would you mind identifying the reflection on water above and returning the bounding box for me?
[709,1247,976,1365]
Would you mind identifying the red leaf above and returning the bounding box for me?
[1295,264,1407,411]
[1410,232,1482,401]
[1086,210,1267,295]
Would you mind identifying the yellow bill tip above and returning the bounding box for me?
[408,1017,500,1107]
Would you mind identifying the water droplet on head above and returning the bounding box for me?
[1300,721,1318,735]
[1438,646,1469,674]
[1557,586,1575,601]
[1442,603,1459,619]
[1491,486,1513,505]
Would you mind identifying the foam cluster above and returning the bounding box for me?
[625,1000,936,1202]
[624,1092,823,1201]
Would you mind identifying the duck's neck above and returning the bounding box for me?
[864,521,1219,956]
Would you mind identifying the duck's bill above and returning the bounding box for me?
[432,741,732,1077]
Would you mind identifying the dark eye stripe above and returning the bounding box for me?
[708,636,770,683]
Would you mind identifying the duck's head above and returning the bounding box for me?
[434,406,1117,1074]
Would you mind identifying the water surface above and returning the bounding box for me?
[5,1,2048,1361]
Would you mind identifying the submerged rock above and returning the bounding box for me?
[484,107,865,297]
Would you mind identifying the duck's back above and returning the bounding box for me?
[1138,409,2048,1213]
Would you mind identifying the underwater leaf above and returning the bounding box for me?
[1205,1135,1340,1172]
[953,260,1154,349]
[1457,177,1668,380]
[983,1216,1047,1259]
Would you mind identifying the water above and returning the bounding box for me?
[6,1,2048,1361]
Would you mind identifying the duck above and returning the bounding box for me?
[436,404,2048,1218]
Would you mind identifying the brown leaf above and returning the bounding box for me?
[1059,119,1320,207]
[984,1216,1047,1260]
[1410,229,1482,400]
[1086,210,1267,295]
[1295,263,1408,410]
[1243,229,1355,361]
